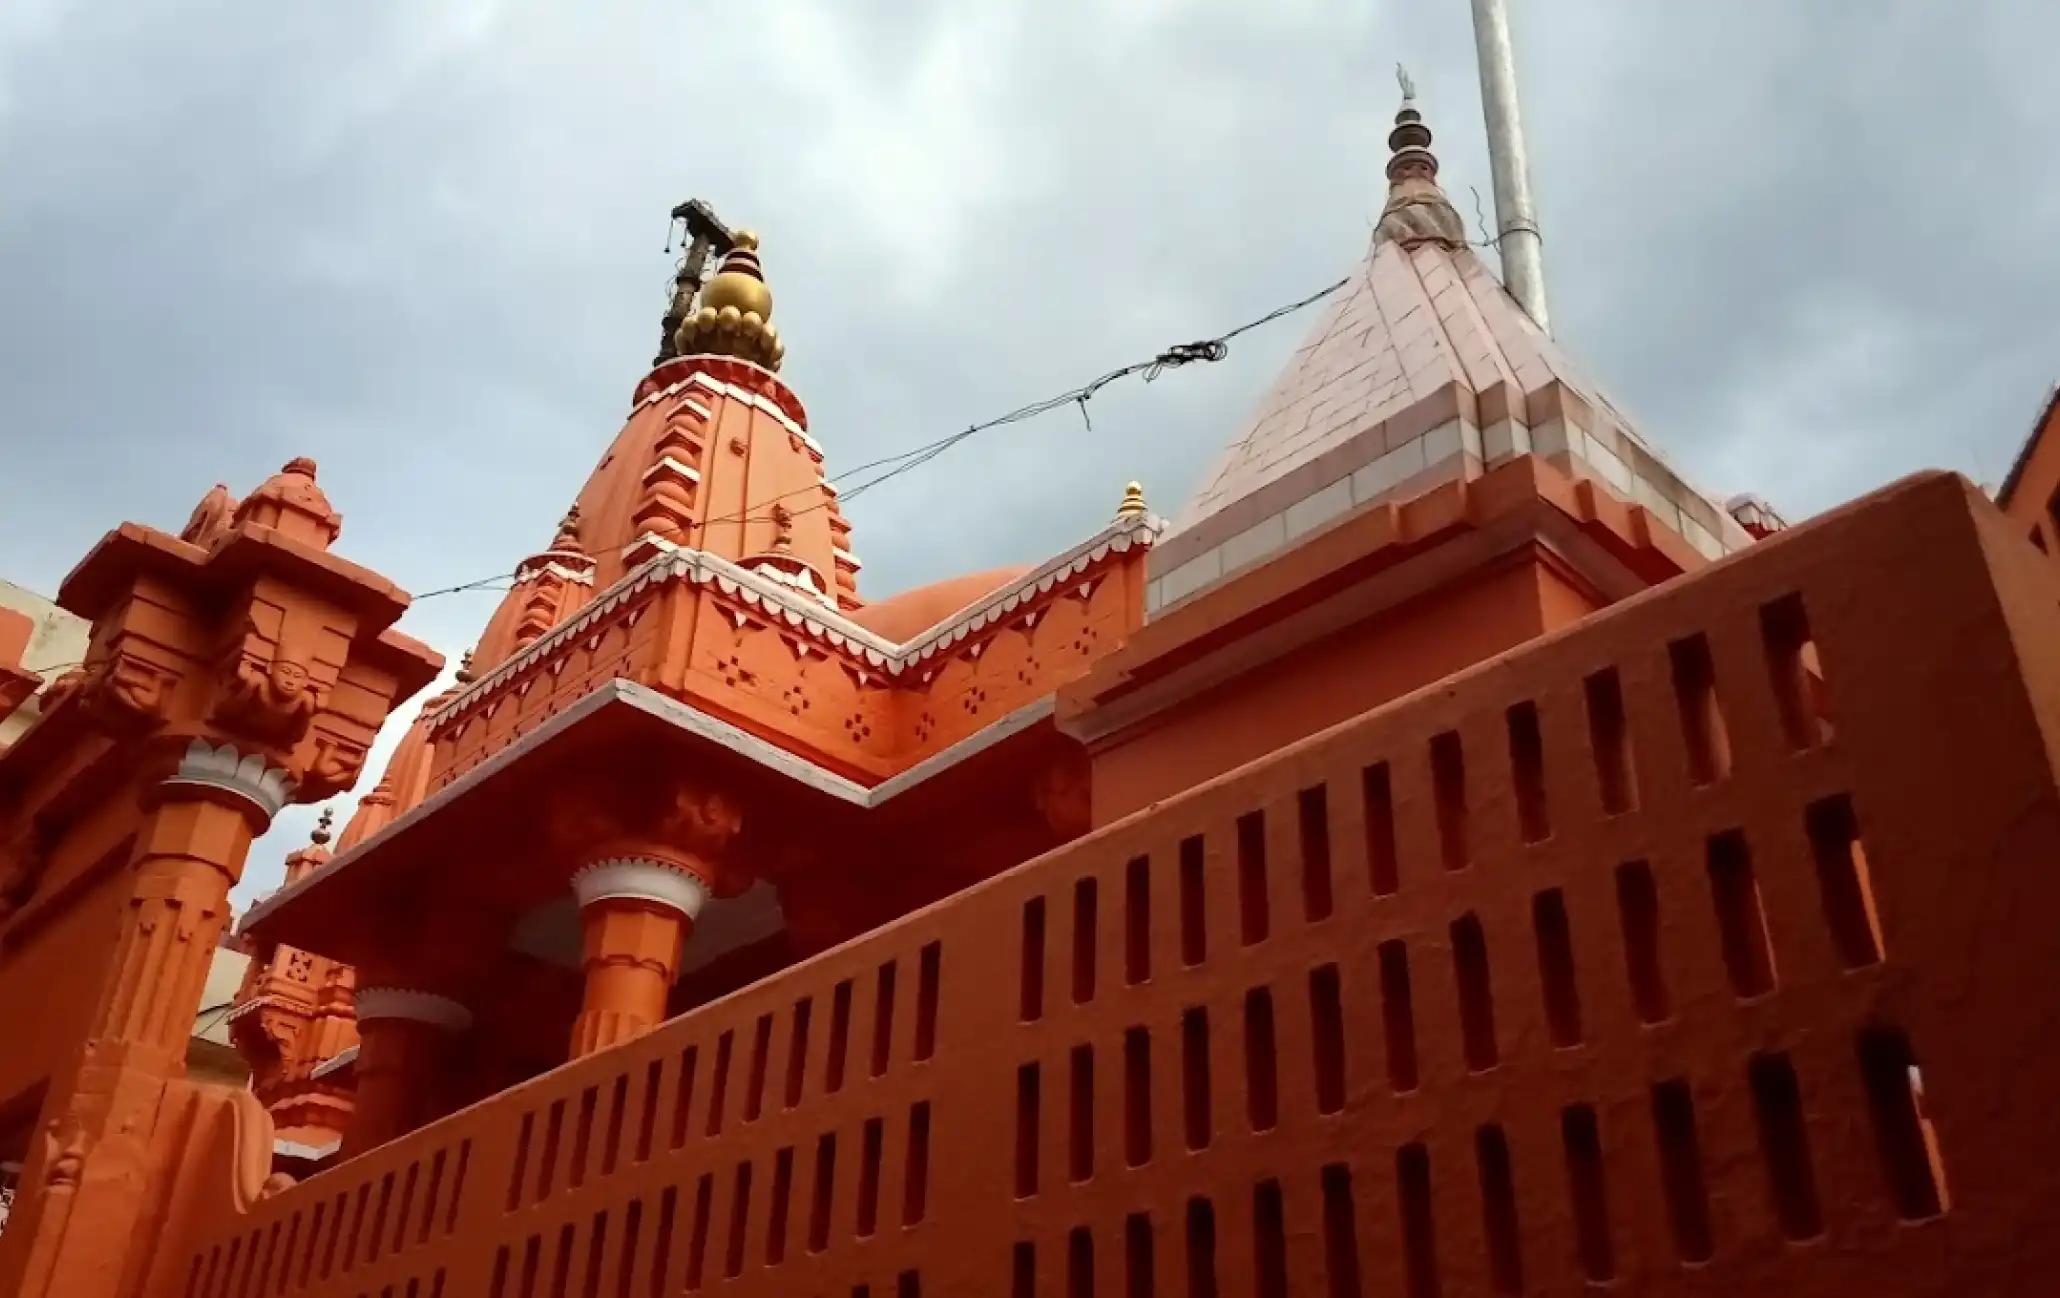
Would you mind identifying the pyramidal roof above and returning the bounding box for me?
[1150,90,1750,611]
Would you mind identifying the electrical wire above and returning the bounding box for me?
[396,273,1347,603]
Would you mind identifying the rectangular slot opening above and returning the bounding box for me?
[808,1134,835,1253]
[1180,836,1207,966]
[1858,1028,1948,1220]
[684,1173,712,1291]
[1238,811,1270,945]
[639,1059,662,1161]
[857,1117,883,1237]
[1430,730,1470,870]
[1183,1007,1212,1151]
[1074,877,1100,1004]
[1021,897,1048,1022]
[872,961,897,1078]
[1669,633,1733,785]
[898,1271,921,1298]
[767,1147,793,1266]
[1561,1104,1615,1283]
[571,1088,596,1189]
[786,998,813,1109]
[827,980,852,1093]
[1013,1242,1036,1298]
[1125,1212,1154,1298]
[1068,1226,1094,1298]
[1363,762,1400,896]
[915,943,940,1061]
[653,1185,678,1298]
[1708,830,1778,997]
[1761,593,1834,748]
[585,1210,609,1298]
[1475,1126,1523,1295]
[1749,1051,1823,1240]
[1254,1179,1288,1298]
[1397,1143,1439,1298]
[1071,1044,1096,1182]
[1300,785,1334,921]
[1806,795,1884,968]
[704,1033,732,1138]
[539,1100,565,1201]
[745,1014,772,1123]
[1015,1063,1040,1198]
[1379,939,1419,1092]
[508,1113,534,1212]
[1125,856,1151,985]
[1651,1078,1714,1263]
[603,1075,627,1177]
[1244,986,1279,1132]
[1186,1198,1219,1298]
[1321,1163,1363,1298]
[1309,963,1346,1115]
[1507,701,1551,842]
[904,1101,931,1225]
[1452,913,1498,1071]
[1124,1026,1152,1167]
[1614,861,1671,1023]
[724,1162,751,1279]
[1584,666,1639,814]
[1532,889,1584,1047]
[619,1201,644,1298]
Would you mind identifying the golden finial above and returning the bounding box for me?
[310,806,334,846]
[675,227,784,370]
[455,649,477,684]
[1116,481,1149,522]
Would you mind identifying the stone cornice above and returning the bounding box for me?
[427,513,1161,733]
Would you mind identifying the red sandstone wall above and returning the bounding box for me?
[151,472,2060,1297]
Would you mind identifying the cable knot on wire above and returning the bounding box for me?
[1146,339,1230,381]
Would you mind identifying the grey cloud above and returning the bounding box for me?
[2,1,2052,900]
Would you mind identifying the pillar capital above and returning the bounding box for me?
[571,855,711,919]
[159,737,296,825]
[355,986,473,1033]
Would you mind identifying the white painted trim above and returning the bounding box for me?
[239,682,1061,933]
[428,514,1160,729]
[309,1045,358,1080]
[572,858,711,918]
[163,739,293,822]
[273,1137,343,1160]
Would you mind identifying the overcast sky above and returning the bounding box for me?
[3,1,2054,903]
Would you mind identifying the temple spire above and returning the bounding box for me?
[1375,72,1468,250]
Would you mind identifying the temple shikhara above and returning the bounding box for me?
[7,69,2060,1298]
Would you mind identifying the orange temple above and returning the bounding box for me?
[5,90,2060,1298]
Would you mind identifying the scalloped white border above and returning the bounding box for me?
[571,857,710,918]
[163,739,294,822]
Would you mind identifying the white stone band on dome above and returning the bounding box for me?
[355,987,473,1032]
[162,739,295,822]
[572,857,711,918]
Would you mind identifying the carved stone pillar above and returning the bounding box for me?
[91,741,290,1069]
[567,857,709,1058]
[345,988,472,1156]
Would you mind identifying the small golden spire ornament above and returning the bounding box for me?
[455,649,478,685]
[310,806,334,846]
[1116,481,1149,522]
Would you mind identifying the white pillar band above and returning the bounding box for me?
[162,738,295,822]
[571,857,711,919]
